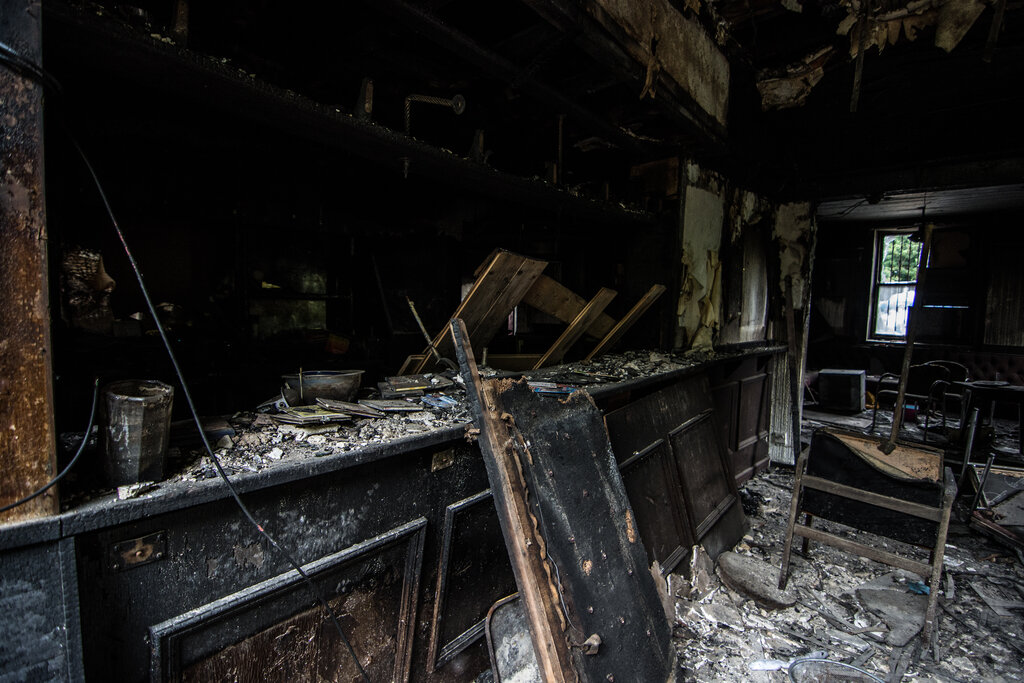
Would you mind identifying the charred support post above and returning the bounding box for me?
[881,224,933,455]
[784,278,803,464]
[0,0,59,521]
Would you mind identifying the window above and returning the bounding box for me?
[871,230,922,338]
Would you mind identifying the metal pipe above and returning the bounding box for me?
[370,0,657,153]
[404,93,466,136]
[402,93,465,179]
[984,0,1007,63]
[406,296,442,365]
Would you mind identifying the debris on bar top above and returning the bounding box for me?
[165,349,725,481]
[59,348,751,501]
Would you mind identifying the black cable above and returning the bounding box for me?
[0,43,370,683]
[0,379,99,515]
[0,40,62,97]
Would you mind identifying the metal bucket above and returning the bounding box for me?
[281,370,363,406]
[103,380,174,485]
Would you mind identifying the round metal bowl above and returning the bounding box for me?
[281,370,364,406]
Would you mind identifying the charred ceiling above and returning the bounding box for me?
[38,0,1024,207]
[715,0,1024,196]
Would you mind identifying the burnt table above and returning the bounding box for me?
[955,381,1024,456]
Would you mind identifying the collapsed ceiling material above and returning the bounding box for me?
[711,0,1021,118]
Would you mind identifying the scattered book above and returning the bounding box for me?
[359,399,422,412]
[273,406,351,425]
[316,398,385,418]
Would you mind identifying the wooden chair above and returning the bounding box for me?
[779,429,956,646]
[924,360,970,427]
[871,363,950,443]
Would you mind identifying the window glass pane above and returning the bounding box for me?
[879,234,921,284]
[874,284,915,336]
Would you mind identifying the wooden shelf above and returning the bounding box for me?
[45,2,659,228]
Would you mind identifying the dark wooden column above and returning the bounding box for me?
[0,0,59,521]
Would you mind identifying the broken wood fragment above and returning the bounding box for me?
[412,251,547,373]
[585,284,666,360]
[521,274,617,339]
[533,287,617,369]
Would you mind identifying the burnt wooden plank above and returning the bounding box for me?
[489,381,673,682]
[533,287,617,369]
[585,284,666,360]
[521,274,617,339]
[0,0,59,521]
[414,252,546,373]
[451,319,575,683]
[454,319,673,683]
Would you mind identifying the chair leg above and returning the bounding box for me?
[871,402,879,433]
[779,450,808,589]
[801,513,813,556]
[924,399,931,444]
[922,469,956,645]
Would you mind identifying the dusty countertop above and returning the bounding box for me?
[0,345,784,549]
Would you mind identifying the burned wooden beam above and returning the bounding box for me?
[0,0,59,521]
[521,274,617,340]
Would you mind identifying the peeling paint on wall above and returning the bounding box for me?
[678,186,724,350]
[726,187,772,245]
[773,202,815,306]
[591,0,730,126]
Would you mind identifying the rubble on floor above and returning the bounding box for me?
[673,468,1024,682]
[803,406,1022,462]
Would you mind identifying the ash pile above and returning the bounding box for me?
[670,470,1024,682]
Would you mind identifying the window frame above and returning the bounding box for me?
[868,228,922,341]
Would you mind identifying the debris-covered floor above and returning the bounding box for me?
[673,468,1024,682]
[802,407,1023,464]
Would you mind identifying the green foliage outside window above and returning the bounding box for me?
[879,234,921,283]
